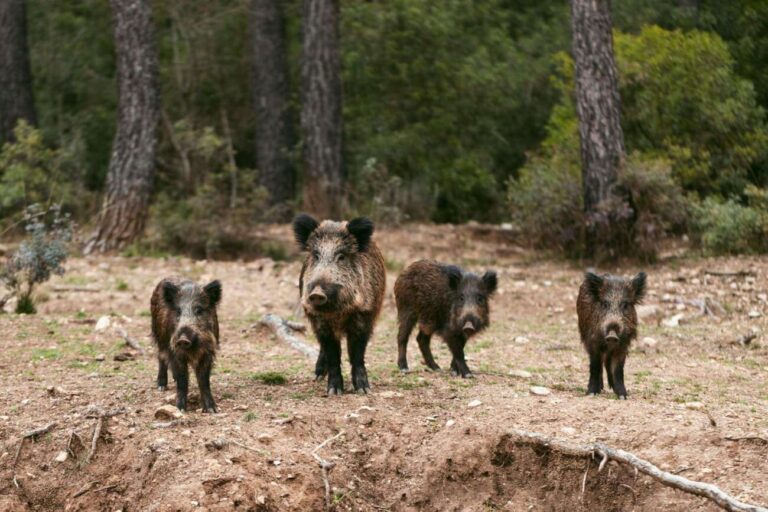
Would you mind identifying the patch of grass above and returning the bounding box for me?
[16,295,36,314]
[243,411,258,422]
[115,279,129,291]
[138,309,151,317]
[31,348,60,360]
[75,310,88,319]
[385,258,404,272]
[120,242,170,259]
[259,240,291,261]
[250,371,288,385]
[395,376,430,390]
[65,275,88,285]
[289,390,313,400]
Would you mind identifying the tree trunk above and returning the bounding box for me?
[251,0,295,214]
[571,0,625,254]
[0,0,36,144]
[301,0,344,218]
[86,0,159,253]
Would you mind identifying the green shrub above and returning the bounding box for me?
[690,192,768,254]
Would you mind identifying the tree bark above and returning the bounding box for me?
[0,0,36,144]
[251,0,295,213]
[301,0,344,218]
[571,0,625,253]
[86,0,159,253]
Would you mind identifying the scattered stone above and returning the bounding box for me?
[662,314,686,328]
[232,404,248,411]
[758,293,768,302]
[379,391,403,399]
[149,438,168,452]
[636,305,662,325]
[257,433,273,444]
[513,336,529,344]
[94,354,106,362]
[204,438,228,451]
[560,427,576,436]
[54,451,68,463]
[638,337,659,352]
[508,369,532,379]
[113,351,135,362]
[685,402,704,410]
[467,399,482,408]
[445,419,456,427]
[94,316,111,332]
[154,405,183,421]
[529,386,551,396]
[748,310,762,318]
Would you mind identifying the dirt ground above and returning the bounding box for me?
[0,223,766,512]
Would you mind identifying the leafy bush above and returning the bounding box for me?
[1,204,73,314]
[690,190,768,254]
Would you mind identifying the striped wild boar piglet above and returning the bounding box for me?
[577,271,647,399]
[395,260,497,378]
[293,214,386,395]
[151,278,222,412]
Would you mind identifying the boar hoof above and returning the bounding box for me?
[327,387,343,396]
[202,406,217,413]
[618,395,627,400]
[355,387,370,395]
[157,385,167,391]
[462,372,475,379]
[588,392,598,397]
[399,368,409,375]
[426,364,441,372]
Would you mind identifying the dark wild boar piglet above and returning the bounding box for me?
[293,214,386,395]
[395,260,497,378]
[151,278,222,412]
[577,271,647,399]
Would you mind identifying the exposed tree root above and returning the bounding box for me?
[311,431,345,512]
[259,313,319,360]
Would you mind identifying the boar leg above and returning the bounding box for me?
[396,312,417,373]
[609,351,628,399]
[314,347,328,381]
[316,324,343,395]
[195,356,217,413]
[416,331,440,371]
[156,353,169,391]
[447,335,473,378]
[604,355,615,391]
[587,352,603,396]
[170,358,190,411]
[348,313,374,393]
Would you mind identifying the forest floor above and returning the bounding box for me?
[0,223,767,512]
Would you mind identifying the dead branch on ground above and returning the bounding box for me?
[312,431,345,512]
[115,326,144,353]
[259,314,319,360]
[13,422,57,468]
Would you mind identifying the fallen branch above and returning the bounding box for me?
[13,422,57,468]
[72,480,100,498]
[312,431,345,512]
[724,436,768,445]
[506,429,767,512]
[84,407,125,464]
[259,314,319,360]
[704,270,756,278]
[66,430,84,458]
[51,286,101,293]
[115,326,143,354]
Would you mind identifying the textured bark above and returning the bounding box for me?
[571,0,625,248]
[87,0,159,253]
[0,0,36,144]
[251,0,295,210]
[301,0,344,218]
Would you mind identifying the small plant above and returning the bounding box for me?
[115,279,129,291]
[250,371,287,385]
[1,204,73,314]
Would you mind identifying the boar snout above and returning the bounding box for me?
[173,326,198,350]
[603,321,622,342]
[305,281,341,310]
[308,286,327,306]
[462,321,476,336]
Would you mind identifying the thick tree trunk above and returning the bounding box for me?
[251,0,295,214]
[86,0,159,253]
[301,0,344,218]
[0,0,36,144]
[571,0,625,253]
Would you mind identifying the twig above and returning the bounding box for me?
[724,436,768,445]
[85,416,103,465]
[13,422,57,467]
[259,314,319,360]
[115,326,144,354]
[312,431,345,512]
[505,429,768,512]
[703,270,756,278]
[580,457,590,500]
[72,480,100,498]
[66,430,84,458]
[231,439,265,454]
[51,286,101,293]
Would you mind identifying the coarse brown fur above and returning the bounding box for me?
[395,260,497,378]
[151,277,222,412]
[293,214,386,395]
[576,271,646,399]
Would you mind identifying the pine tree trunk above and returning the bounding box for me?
[571,0,625,253]
[301,0,344,218]
[86,0,159,253]
[0,0,36,144]
[251,0,295,214]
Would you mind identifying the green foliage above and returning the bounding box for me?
[690,189,768,255]
[1,204,73,314]
[250,371,288,386]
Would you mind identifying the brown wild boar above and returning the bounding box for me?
[151,278,222,412]
[395,260,497,378]
[577,271,646,399]
[293,214,386,395]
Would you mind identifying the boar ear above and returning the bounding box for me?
[162,280,179,307]
[584,271,604,302]
[204,280,222,307]
[630,272,647,304]
[347,217,374,252]
[444,265,462,291]
[293,214,319,250]
[482,271,498,295]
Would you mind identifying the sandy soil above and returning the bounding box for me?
[0,223,766,511]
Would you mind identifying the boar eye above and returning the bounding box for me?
[311,250,320,260]
[620,301,630,311]
[458,294,465,302]
[336,253,346,262]
[601,300,610,310]
[477,295,486,305]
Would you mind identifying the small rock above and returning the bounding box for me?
[205,438,228,451]
[638,337,659,352]
[256,496,266,505]
[467,399,482,408]
[181,430,192,437]
[94,316,111,332]
[662,313,686,328]
[445,419,456,427]
[54,451,68,463]
[530,386,551,396]
[149,438,168,452]
[685,401,704,410]
[94,354,106,362]
[513,336,529,344]
[508,369,532,379]
[154,405,183,421]
[748,310,761,318]
[561,427,576,436]
[232,404,248,411]
[113,351,135,362]
[758,293,767,302]
[257,433,273,444]
[379,391,403,399]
